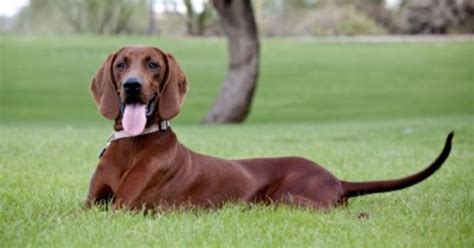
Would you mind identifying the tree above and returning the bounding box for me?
[398,0,473,34]
[350,0,395,31]
[183,0,214,36]
[148,0,158,34]
[202,0,260,123]
[15,0,146,35]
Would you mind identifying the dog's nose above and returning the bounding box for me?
[123,77,142,94]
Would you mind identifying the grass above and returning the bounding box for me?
[1,36,472,124]
[0,36,473,247]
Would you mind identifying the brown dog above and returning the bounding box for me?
[85,46,453,211]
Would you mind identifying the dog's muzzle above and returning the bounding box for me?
[123,77,143,104]
[121,77,157,118]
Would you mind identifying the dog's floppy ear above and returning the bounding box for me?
[90,53,120,120]
[159,53,188,120]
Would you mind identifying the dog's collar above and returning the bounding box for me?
[111,120,170,141]
[98,120,170,158]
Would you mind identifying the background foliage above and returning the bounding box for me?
[2,0,473,36]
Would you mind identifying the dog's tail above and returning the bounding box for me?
[341,131,453,198]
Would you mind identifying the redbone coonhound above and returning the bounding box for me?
[85,46,453,211]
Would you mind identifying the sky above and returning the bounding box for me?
[0,0,29,17]
[386,0,402,8]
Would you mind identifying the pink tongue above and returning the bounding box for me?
[122,104,147,136]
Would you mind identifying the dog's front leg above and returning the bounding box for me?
[112,168,154,211]
[84,167,114,209]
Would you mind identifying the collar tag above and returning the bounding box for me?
[160,120,171,131]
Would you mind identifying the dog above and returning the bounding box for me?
[84,46,453,211]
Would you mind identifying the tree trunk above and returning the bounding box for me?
[148,0,158,35]
[184,0,196,35]
[202,0,260,123]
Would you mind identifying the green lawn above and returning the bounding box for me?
[1,36,472,124]
[0,37,473,247]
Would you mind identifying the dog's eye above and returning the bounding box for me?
[148,62,159,70]
[116,62,127,70]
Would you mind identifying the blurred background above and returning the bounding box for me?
[0,0,473,125]
[1,0,473,36]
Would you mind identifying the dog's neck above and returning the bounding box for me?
[98,120,173,159]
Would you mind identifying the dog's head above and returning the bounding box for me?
[90,46,187,134]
